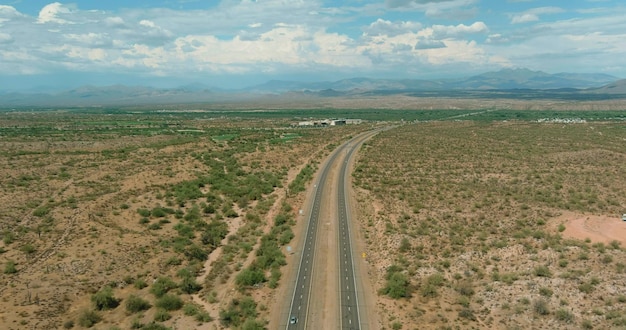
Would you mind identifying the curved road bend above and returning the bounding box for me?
[286,129,381,330]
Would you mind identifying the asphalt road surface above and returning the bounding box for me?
[286,130,380,329]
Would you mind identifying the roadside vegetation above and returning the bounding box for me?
[0,109,366,328]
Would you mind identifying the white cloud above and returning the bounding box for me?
[38,2,75,24]
[0,5,24,18]
[0,32,13,44]
[64,33,110,47]
[105,16,126,27]
[486,33,509,44]
[431,22,488,38]
[414,38,446,49]
[511,13,538,24]
[510,6,564,24]
[364,19,422,37]
[139,20,156,28]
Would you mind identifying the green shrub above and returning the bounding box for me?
[134,278,148,290]
[183,304,199,316]
[426,273,445,286]
[141,323,172,330]
[4,260,17,274]
[33,206,50,217]
[184,244,208,261]
[179,276,202,294]
[241,318,265,329]
[578,282,594,294]
[458,308,476,320]
[195,311,213,323]
[77,310,101,328]
[381,272,409,299]
[457,295,470,308]
[555,308,574,323]
[533,299,550,315]
[534,265,551,277]
[219,297,258,327]
[91,286,119,310]
[455,280,475,297]
[236,267,266,287]
[539,287,553,297]
[20,244,36,255]
[150,277,177,297]
[125,295,151,313]
[201,221,228,247]
[137,208,151,217]
[154,309,172,322]
[155,294,184,311]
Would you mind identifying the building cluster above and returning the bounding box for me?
[297,119,362,127]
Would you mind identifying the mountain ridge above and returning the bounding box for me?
[1,68,623,107]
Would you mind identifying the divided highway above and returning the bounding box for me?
[286,129,380,329]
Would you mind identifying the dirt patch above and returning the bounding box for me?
[553,211,626,246]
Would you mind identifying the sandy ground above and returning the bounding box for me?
[555,211,626,246]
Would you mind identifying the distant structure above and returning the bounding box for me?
[297,118,361,127]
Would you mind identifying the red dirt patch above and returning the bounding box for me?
[554,211,626,246]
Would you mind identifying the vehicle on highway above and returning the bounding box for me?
[290,316,297,324]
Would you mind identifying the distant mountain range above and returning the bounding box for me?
[246,69,618,93]
[1,68,624,107]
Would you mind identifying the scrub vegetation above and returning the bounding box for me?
[354,120,626,329]
[0,108,366,329]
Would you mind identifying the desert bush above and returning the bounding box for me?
[137,208,151,217]
[150,277,177,297]
[183,303,199,315]
[196,311,213,322]
[155,294,184,311]
[458,308,476,320]
[184,244,208,261]
[539,287,553,297]
[236,267,266,287]
[154,309,172,322]
[455,280,475,297]
[578,282,594,294]
[534,299,550,315]
[134,278,148,289]
[458,295,470,307]
[4,260,17,274]
[555,308,574,322]
[125,295,151,313]
[20,244,36,255]
[382,272,410,299]
[91,286,119,310]
[219,297,258,327]
[141,323,171,330]
[179,276,202,294]
[78,309,101,328]
[534,265,551,277]
[201,220,228,247]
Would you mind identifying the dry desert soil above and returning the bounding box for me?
[1,106,625,330]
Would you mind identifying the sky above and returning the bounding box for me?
[1,0,625,90]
